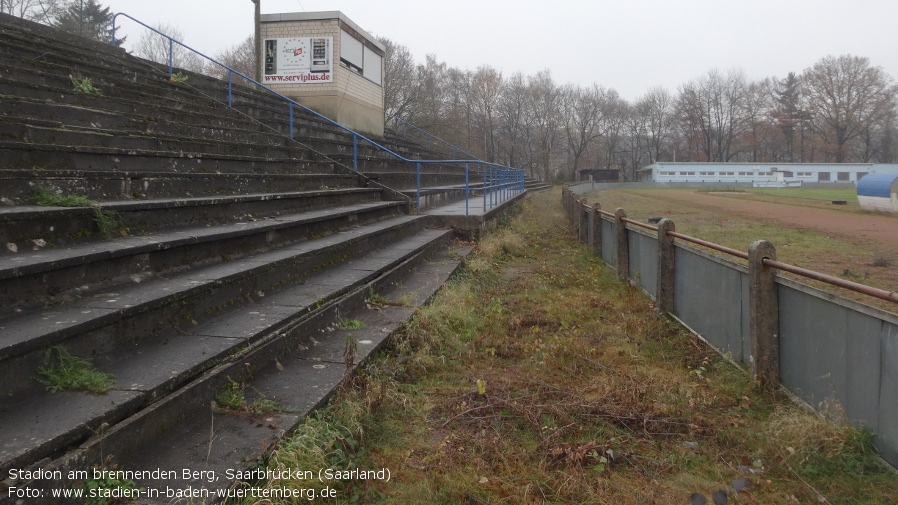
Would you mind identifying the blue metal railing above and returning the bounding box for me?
[111,14,525,214]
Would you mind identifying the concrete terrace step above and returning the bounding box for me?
[0,15,482,503]
[0,226,451,479]
[0,187,385,246]
[0,140,337,174]
[0,200,408,317]
[0,98,299,149]
[130,236,471,499]
[0,169,359,204]
[1,14,467,179]
[0,120,319,162]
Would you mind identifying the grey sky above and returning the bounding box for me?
[105,0,898,101]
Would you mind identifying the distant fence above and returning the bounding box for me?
[561,186,898,469]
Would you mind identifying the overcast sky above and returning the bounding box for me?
[105,0,898,101]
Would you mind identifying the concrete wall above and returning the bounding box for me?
[261,12,384,137]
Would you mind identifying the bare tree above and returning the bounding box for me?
[560,83,607,180]
[132,23,206,74]
[379,37,421,126]
[412,54,449,131]
[741,78,779,162]
[803,54,898,162]
[677,68,751,161]
[634,86,675,163]
[527,69,560,181]
[496,72,529,167]
[470,65,503,161]
[208,35,256,83]
[2,0,62,24]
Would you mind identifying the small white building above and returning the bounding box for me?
[260,11,385,136]
[638,163,898,186]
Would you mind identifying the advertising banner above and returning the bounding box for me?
[263,37,332,83]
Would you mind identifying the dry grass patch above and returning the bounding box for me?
[232,188,898,504]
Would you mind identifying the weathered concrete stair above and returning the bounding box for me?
[0,13,473,503]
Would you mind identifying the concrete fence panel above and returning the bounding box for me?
[600,217,616,266]
[672,245,749,363]
[627,229,658,295]
[778,279,898,466]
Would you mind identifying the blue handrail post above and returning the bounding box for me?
[289,102,294,140]
[465,163,469,216]
[504,169,508,201]
[416,162,421,213]
[353,134,358,172]
[482,164,486,211]
[168,38,173,76]
[500,168,504,201]
[489,166,494,208]
[227,70,233,107]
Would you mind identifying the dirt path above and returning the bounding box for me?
[637,190,898,251]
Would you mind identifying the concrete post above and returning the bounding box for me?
[591,203,602,257]
[749,240,779,387]
[614,208,629,281]
[579,200,589,244]
[655,218,676,314]
[561,189,566,220]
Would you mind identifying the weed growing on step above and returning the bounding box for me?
[31,187,94,207]
[83,456,140,505]
[35,346,115,394]
[214,378,282,415]
[169,71,189,84]
[339,318,364,329]
[70,74,102,97]
[31,187,122,238]
[366,288,412,307]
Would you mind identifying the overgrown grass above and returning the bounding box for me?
[232,188,898,504]
[35,346,115,394]
[31,187,121,238]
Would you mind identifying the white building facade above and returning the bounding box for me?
[638,163,898,186]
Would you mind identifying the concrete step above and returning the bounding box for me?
[6,229,470,501]
[0,121,312,161]
[0,187,385,247]
[0,96,294,148]
[0,140,338,175]
[0,200,407,318]
[0,223,446,479]
[0,169,359,205]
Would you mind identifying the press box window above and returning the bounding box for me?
[339,29,383,85]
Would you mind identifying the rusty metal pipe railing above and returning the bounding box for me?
[621,217,658,232]
[568,188,896,306]
[763,259,898,304]
[665,231,750,260]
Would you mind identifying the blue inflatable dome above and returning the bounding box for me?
[857,173,898,212]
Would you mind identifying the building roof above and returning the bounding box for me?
[260,11,385,52]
